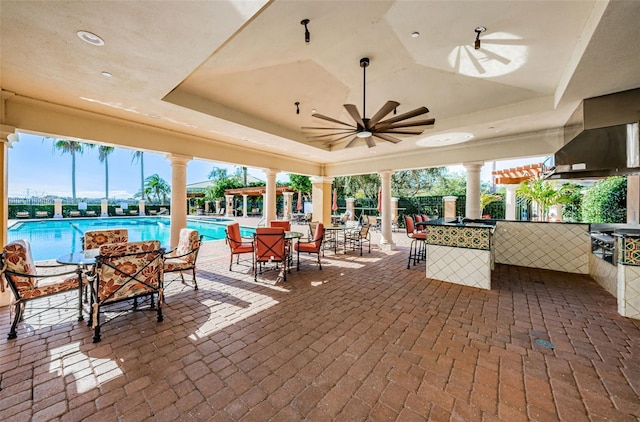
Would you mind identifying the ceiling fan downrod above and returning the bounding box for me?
[360,57,369,121]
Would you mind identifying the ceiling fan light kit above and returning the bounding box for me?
[474,26,486,50]
[300,19,310,43]
[302,57,435,149]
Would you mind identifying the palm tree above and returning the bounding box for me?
[131,151,145,200]
[97,146,115,199]
[516,177,571,221]
[144,174,171,204]
[51,139,89,202]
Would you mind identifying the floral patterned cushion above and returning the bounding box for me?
[96,240,163,303]
[84,229,128,250]
[2,239,80,298]
[164,257,192,272]
[166,229,200,265]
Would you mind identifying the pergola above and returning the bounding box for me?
[224,186,295,196]
[492,163,542,185]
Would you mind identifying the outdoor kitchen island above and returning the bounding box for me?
[421,219,496,290]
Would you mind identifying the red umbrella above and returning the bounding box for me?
[377,186,382,213]
[297,192,303,211]
[332,188,338,212]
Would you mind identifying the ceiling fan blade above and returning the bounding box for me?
[302,126,356,130]
[321,133,358,145]
[343,104,365,127]
[377,106,430,125]
[373,118,435,130]
[364,137,376,148]
[304,130,356,139]
[344,136,360,148]
[382,130,425,135]
[372,133,403,144]
[312,113,356,127]
[367,101,400,127]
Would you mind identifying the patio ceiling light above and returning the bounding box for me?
[76,30,104,46]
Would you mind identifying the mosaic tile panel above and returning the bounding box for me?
[589,253,617,297]
[617,236,640,266]
[424,225,491,250]
[618,265,640,320]
[426,244,491,290]
[493,222,589,274]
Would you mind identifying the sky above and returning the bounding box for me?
[7,133,544,199]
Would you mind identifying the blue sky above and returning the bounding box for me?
[8,133,544,199]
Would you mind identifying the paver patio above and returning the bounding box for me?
[1,220,639,421]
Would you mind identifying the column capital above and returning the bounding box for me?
[310,176,334,184]
[463,161,484,171]
[262,168,280,178]
[166,153,192,166]
[283,191,294,196]
[379,170,394,177]
[1,125,18,146]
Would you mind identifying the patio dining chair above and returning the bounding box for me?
[294,222,324,270]
[254,227,287,281]
[89,240,165,343]
[270,220,291,231]
[0,240,85,339]
[225,222,254,271]
[405,215,426,269]
[164,228,203,290]
[83,229,129,251]
[345,223,371,256]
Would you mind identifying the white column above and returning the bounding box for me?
[100,199,109,217]
[225,194,234,218]
[0,127,16,307]
[549,204,563,222]
[167,154,191,248]
[346,197,355,221]
[310,177,334,226]
[443,196,457,220]
[379,170,396,251]
[204,201,210,214]
[464,162,484,219]
[242,194,248,217]
[139,200,146,216]
[391,197,399,228]
[263,169,279,225]
[505,184,517,220]
[215,200,221,214]
[54,199,63,218]
[262,193,266,218]
[283,192,294,220]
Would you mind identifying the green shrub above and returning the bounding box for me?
[580,177,626,223]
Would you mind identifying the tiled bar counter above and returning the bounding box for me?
[423,220,495,290]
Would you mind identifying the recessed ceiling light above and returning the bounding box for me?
[411,32,420,38]
[76,30,104,46]
[416,132,474,148]
[146,114,160,119]
[101,71,112,77]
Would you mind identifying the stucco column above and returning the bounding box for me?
[215,200,221,214]
[443,196,457,220]
[391,197,399,227]
[263,169,279,226]
[379,170,396,251]
[346,197,355,221]
[225,194,234,218]
[310,176,334,226]
[204,201,210,214]
[167,153,191,248]
[549,204,563,222]
[242,194,248,217]
[0,126,16,307]
[100,199,108,217]
[139,200,145,216]
[628,175,640,224]
[505,184,517,220]
[54,199,63,218]
[464,161,484,219]
[283,191,294,220]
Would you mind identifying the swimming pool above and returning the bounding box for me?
[7,217,256,261]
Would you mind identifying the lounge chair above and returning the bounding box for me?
[85,210,97,217]
[149,209,158,215]
[35,211,49,218]
[15,211,29,219]
[164,229,203,290]
[157,207,169,215]
[89,240,165,343]
[69,210,81,218]
[1,239,84,339]
[114,207,125,216]
[129,209,138,216]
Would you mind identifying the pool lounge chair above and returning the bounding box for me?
[85,210,97,217]
[69,210,81,218]
[35,211,49,218]
[157,207,169,215]
[114,208,125,216]
[129,209,138,216]
[15,211,29,219]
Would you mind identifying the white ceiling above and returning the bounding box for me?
[1,0,639,176]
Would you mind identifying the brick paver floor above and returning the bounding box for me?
[1,220,639,421]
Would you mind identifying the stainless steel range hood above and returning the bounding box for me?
[543,88,640,180]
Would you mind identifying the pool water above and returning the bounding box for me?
[7,217,255,261]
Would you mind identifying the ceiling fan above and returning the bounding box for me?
[303,57,435,149]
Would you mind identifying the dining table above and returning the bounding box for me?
[56,249,99,322]
[285,231,303,271]
[324,225,348,254]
